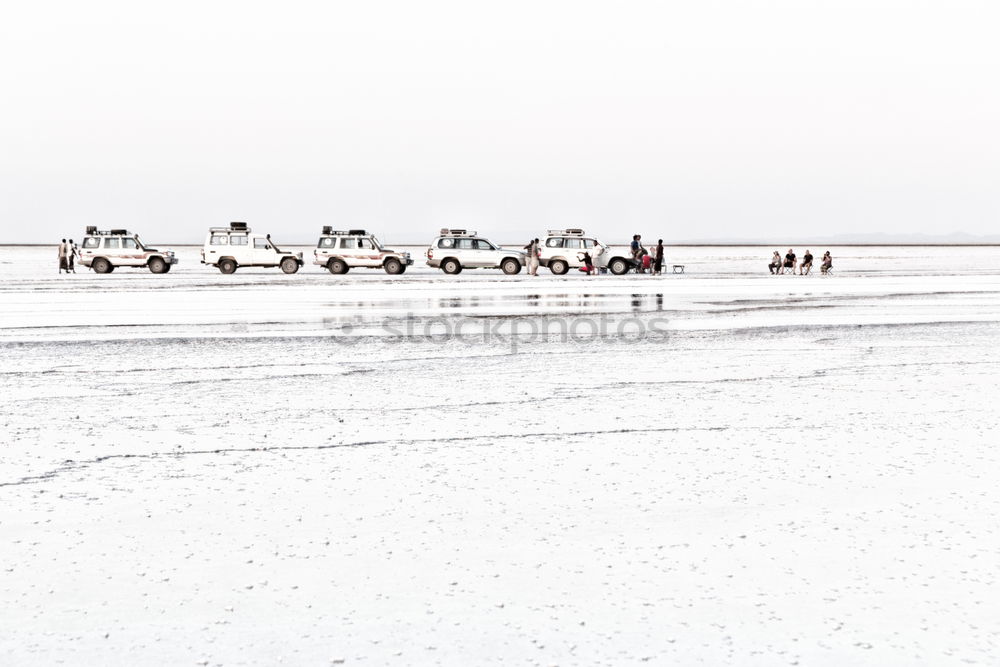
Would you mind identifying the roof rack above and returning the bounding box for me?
[321,227,368,236]
[209,222,251,233]
[84,226,133,236]
[439,228,477,237]
[547,228,585,236]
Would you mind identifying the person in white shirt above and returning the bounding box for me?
[58,239,68,274]
[525,238,540,276]
[590,242,604,273]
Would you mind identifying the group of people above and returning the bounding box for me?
[768,248,833,275]
[520,236,666,276]
[58,239,80,274]
[630,235,666,275]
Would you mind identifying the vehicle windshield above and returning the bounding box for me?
[371,236,383,250]
[132,235,145,250]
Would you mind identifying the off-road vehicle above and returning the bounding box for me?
[314,227,414,275]
[200,222,303,274]
[425,229,524,275]
[79,227,179,274]
[538,228,634,275]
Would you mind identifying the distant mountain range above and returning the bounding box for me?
[671,232,1000,245]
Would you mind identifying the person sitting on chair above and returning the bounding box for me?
[768,250,781,274]
[783,248,797,273]
[821,251,833,274]
[799,250,813,275]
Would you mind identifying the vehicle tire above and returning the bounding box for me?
[550,259,569,275]
[92,258,112,274]
[280,257,299,274]
[609,258,630,275]
[442,258,462,275]
[501,258,522,275]
[218,258,237,274]
[384,258,403,275]
[148,257,167,274]
[162,264,172,273]
[328,258,349,274]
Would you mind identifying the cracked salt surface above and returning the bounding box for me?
[1,246,999,665]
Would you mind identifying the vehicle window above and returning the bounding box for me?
[104,238,120,249]
[318,237,336,248]
[438,238,455,248]
[546,238,563,248]
[341,238,357,249]
[564,238,582,249]
[583,239,596,248]
[474,239,494,250]
[358,238,374,250]
[254,238,270,249]
[211,234,229,245]
[83,238,100,249]
[122,238,138,249]
[230,235,248,245]
[456,238,475,249]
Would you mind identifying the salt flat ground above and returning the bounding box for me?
[1,246,999,666]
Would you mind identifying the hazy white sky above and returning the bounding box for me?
[1,0,998,243]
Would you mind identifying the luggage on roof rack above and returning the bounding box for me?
[440,228,476,237]
[85,226,97,235]
[321,228,369,236]
[230,222,248,231]
[547,228,584,236]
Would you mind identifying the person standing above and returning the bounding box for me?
[67,239,78,273]
[523,238,540,276]
[58,239,68,274]
[653,239,664,275]
[590,241,604,273]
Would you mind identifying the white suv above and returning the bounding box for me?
[200,222,303,274]
[314,227,414,275]
[539,229,634,275]
[425,229,524,275]
[79,227,178,274]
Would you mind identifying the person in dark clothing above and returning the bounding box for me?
[821,251,833,274]
[783,249,797,273]
[799,250,813,275]
[628,235,640,271]
[67,239,77,273]
[653,240,664,275]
